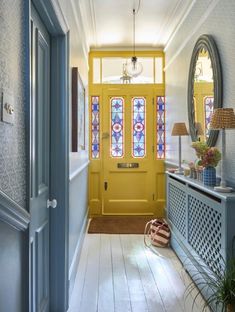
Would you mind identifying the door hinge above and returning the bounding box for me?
[152,97,154,105]
[104,181,108,191]
[153,194,155,201]
[152,145,154,153]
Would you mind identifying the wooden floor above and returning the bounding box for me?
[68,234,208,312]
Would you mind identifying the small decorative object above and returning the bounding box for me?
[191,141,221,187]
[171,122,189,174]
[190,168,197,179]
[197,167,203,182]
[188,161,195,168]
[184,168,190,177]
[168,168,177,173]
[210,108,235,192]
[185,161,197,179]
[194,159,203,181]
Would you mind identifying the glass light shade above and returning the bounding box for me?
[126,56,143,77]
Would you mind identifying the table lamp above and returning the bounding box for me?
[171,122,189,174]
[210,108,235,192]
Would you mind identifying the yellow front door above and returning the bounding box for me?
[101,87,162,215]
[88,51,166,217]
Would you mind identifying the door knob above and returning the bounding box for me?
[47,199,57,209]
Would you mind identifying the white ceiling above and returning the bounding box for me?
[75,0,194,50]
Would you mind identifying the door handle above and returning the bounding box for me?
[104,182,108,191]
[47,199,57,209]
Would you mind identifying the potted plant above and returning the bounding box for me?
[185,258,235,312]
[191,141,221,186]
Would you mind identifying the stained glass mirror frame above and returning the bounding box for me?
[187,34,223,147]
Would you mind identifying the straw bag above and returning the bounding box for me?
[144,219,171,247]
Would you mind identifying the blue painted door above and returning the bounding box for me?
[30,6,50,312]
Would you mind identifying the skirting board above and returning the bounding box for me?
[68,210,89,300]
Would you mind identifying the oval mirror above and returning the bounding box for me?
[188,35,223,146]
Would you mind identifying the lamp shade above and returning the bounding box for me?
[195,122,204,135]
[210,108,235,129]
[171,123,189,136]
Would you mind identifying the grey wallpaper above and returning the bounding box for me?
[165,0,235,184]
[0,0,27,208]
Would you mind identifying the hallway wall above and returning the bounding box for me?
[0,221,28,312]
[69,163,88,297]
[0,0,29,311]
[0,0,28,207]
[57,0,90,300]
[165,0,235,184]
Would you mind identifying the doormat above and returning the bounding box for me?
[88,216,153,234]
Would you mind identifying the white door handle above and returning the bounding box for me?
[47,199,57,209]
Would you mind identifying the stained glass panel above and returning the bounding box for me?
[156,96,165,159]
[91,96,100,159]
[132,97,146,158]
[204,96,214,138]
[111,97,124,157]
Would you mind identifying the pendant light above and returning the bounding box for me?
[126,7,143,78]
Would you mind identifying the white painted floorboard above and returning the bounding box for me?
[68,234,208,312]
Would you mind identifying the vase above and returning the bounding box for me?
[190,168,197,179]
[203,166,216,186]
[197,169,203,182]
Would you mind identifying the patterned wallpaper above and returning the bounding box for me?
[0,0,27,208]
[165,0,235,184]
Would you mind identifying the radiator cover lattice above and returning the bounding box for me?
[188,195,222,274]
[168,184,186,238]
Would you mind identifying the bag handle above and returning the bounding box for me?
[144,220,153,247]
